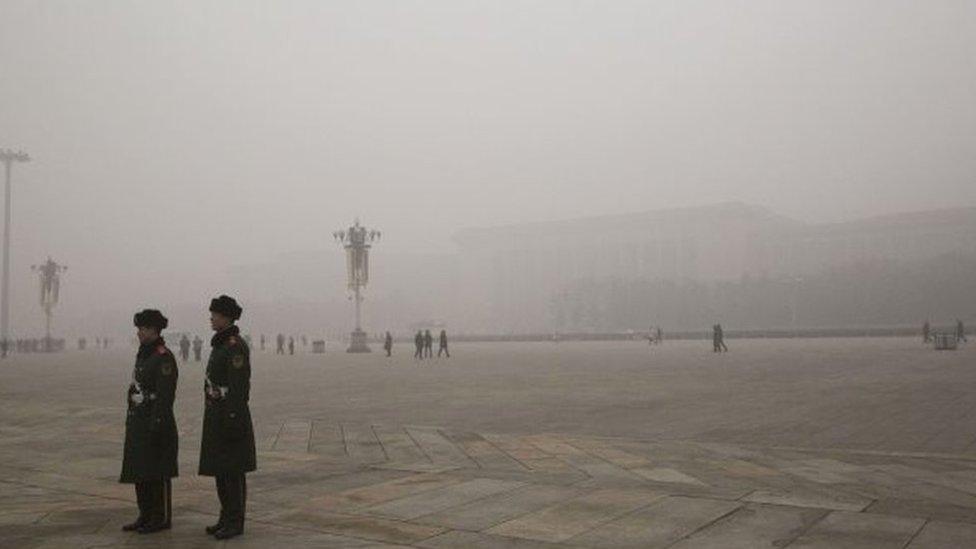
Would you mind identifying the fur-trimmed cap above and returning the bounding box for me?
[133,309,168,330]
[209,294,242,320]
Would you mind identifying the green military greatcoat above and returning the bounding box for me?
[120,339,179,482]
[198,326,256,476]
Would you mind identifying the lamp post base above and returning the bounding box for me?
[347,329,371,353]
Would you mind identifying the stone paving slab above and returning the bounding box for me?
[668,503,828,549]
[485,488,664,542]
[7,422,976,547]
[362,479,525,521]
[413,484,583,532]
[787,510,925,548]
[906,520,976,549]
[5,341,976,547]
[566,495,740,549]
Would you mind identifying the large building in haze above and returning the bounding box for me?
[453,203,976,332]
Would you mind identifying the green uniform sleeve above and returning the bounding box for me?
[150,353,177,431]
[222,344,250,437]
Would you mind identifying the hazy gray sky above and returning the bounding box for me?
[1,1,975,334]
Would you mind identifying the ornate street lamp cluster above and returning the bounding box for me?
[0,149,30,357]
[32,257,67,351]
[333,219,381,353]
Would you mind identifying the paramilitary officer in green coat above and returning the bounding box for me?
[199,294,256,540]
[120,309,178,534]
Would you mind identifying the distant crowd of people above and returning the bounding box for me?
[0,337,67,356]
[922,319,967,344]
[410,329,449,359]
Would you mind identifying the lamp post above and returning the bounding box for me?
[0,149,30,358]
[32,257,66,352]
[333,219,380,353]
[790,276,803,337]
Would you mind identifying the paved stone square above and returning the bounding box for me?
[2,338,976,547]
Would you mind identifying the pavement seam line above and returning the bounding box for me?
[339,422,348,457]
[900,518,930,549]
[657,500,745,549]
[402,427,435,464]
[371,424,390,462]
[438,429,481,469]
[270,420,286,452]
[478,433,533,472]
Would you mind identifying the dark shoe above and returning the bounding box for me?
[121,517,146,532]
[137,520,168,534]
[205,522,224,535]
[214,526,243,540]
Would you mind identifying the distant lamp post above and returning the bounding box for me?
[333,219,380,353]
[790,276,803,336]
[0,148,30,358]
[32,257,66,352]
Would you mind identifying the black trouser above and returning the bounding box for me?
[135,479,171,525]
[215,473,247,529]
[438,345,449,357]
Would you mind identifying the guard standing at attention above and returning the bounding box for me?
[120,309,178,534]
[199,295,256,540]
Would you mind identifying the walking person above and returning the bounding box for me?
[199,295,256,540]
[276,333,285,355]
[437,330,449,358]
[384,331,393,357]
[192,335,203,362]
[424,330,433,359]
[288,336,295,355]
[957,319,967,343]
[715,324,728,352]
[120,309,178,534]
[414,330,424,359]
[179,334,191,362]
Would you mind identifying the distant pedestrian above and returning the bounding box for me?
[438,330,449,358]
[423,330,433,358]
[192,336,203,362]
[414,331,424,359]
[384,332,393,357]
[287,336,295,355]
[923,321,931,344]
[179,335,191,362]
[713,324,728,352]
[276,334,285,355]
[957,319,967,343]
